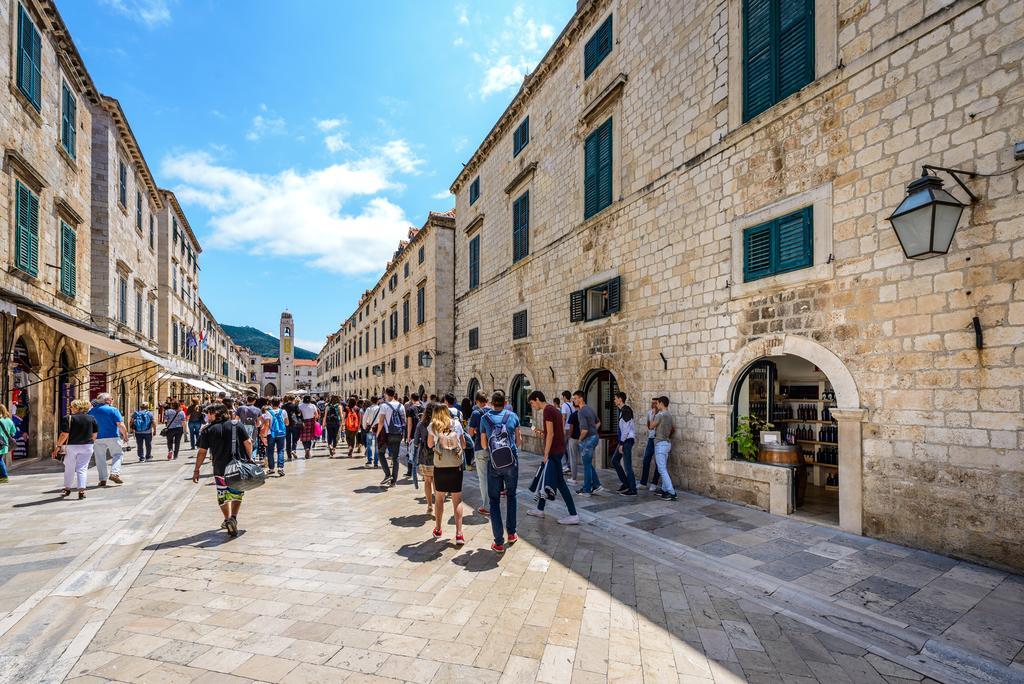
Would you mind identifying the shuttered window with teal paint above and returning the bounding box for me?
[512,191,529,263]
[118,162,128,206]
[743,0,814,122]
[469,235,480,289]
[60,222,77,297]
[136,191,143,230]
[469,177,480,205]
[513,117,529,157]
[14,181,40,277]
[584,14,613,79]
[584,117,613,219]
[17,4,42,110]
[61,83,77,158]
[742,206,813,282]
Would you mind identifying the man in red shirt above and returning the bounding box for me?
[526,391,579,525]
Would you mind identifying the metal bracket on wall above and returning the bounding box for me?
[549,366,555,381]
[659,353,668,371]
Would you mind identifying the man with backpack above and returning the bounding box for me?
[236,396,261,442]
[130,403,155,462]
[561,390,580,485]
[343,399,360,458]
[265,397,289,476]
[479,391,522,553]
[375,387,406,487]
[404,393,424,478]
[467,391,491,515]
[362,397,382,468]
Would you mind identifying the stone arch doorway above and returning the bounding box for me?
[466,377,480,401]
[711,335,865,535]
[418,385,426,399]
[581,369,619,439]
[509,374,532,427]
[263,383,277,397]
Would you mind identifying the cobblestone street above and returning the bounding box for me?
[1,443,1021,683]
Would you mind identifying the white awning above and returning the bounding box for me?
[26,310,136,355]
[188,378,223,393]
[133,350,195,375]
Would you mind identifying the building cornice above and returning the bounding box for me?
[99,95,164,209]
[160,189,202,253]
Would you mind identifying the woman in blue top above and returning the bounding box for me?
[0,405,15,483]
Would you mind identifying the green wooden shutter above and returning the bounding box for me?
[60,84,77,157]
[775,206,813,273]
[469,235,480,288]
[596,118,613,214]
[584,127,599,219]
[743,222,773,282]
[513,192,529,262]
[14,181,39,276]
[17,5,42,110]
[778,0,814,101]
[569,290,586,322]
[606,276,622,314]
[60,222,76,296]
[743,0,774,121]
[584,15,613,78]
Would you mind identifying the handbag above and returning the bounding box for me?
[398,439,410,467]
[314,422,323,438]
[222,422,266,492]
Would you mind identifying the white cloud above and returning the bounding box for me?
[460,4,556,98]
[316,118,343,132]
[101,0,171,27]
[452,37,464,47]
[294,338,324,353]
[324,133,349,153]
[161,149,418,276]
[432,190,452,200]
[457,5,469,25]
[481,57,528,97]
[246,106,286,141]
[379,139,424,174]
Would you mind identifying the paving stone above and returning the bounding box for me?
[758,552,835,581]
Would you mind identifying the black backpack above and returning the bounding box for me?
[325,404,342,426]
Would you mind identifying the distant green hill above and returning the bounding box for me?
[222,325,317,360]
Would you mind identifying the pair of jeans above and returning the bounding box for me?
[267,435,286,470]
[0,453,8,479]
[94,437,123,477]
[487,462,518,545]
[365,433,377,465]
[536,454,578,516]
[63,444,93,489]
[639,437,660,487]
[474,451,489,510]
[379,433,402,481]
[135,432,152,460]
[188,421,202,449]
[612,438,637,492]
[286,427,300,455]
[565,438,580,481]
[579,434,601,492]
[165,428,183,459]
[654,441,675,494]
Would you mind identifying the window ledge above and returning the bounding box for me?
[504,161,538,195]
[4,148,48,191]
[730,262,833,301]
[580,73,627,127]
[8,82,42,124]
[55,143,78,171]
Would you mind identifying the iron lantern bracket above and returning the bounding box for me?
[921,165,978,203]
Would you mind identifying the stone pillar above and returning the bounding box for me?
[831,408,866,535]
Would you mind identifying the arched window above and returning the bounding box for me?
[283,326,291,337]
[509,374,532,427]
[467,377,480,401]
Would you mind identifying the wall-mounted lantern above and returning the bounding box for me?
[888,165,976,260]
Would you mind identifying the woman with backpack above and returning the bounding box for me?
[344,399,360,458]
[426,403,466,545]
[298,395,320,459]
[322,396,342,457]
[414,402,435,518]
[265,397,289,476]
[186,398,204,450]
[131,402,155,461]
[162,401,186,460]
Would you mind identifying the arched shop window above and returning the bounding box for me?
[510,374,532,427]
[467,377,480,401]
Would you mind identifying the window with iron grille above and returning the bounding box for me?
[468,327,479,350]
[512,310,528,340]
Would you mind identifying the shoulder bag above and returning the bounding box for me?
[223,423,266,492]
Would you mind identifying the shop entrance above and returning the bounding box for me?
[263,383,277,397]
[57,350,74,420]
[466,378,480,401]
[732,354,839,526]
[11,338,33,460]
[582,368,619,467]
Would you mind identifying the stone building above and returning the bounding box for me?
[242,311,313,396]
[0,0,105,461]
[331,211,456,400]
[316,329,343,396]
[87,95,165,411]
[197,299,250,395]
[449,0,1023,569]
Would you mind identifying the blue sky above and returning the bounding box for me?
[61,0,574,352]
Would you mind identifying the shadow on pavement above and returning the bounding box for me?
[396,538,447,563]
[390,513,431,528]
[145,528,246,550]
[451,548,501,572]
[353,485,388,494]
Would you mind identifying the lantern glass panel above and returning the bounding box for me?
[891,206,933,257]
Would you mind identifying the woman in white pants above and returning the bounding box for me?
[52,399,98,500]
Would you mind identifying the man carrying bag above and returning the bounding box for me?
[193,403,260,537]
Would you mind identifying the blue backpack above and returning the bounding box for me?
[132,410,151,433]
[269,409,287,438]
[484,412,516,469]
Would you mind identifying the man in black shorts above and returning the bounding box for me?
[193,403,253,537]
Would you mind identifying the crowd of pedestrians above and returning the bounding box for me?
[28,383,680,548]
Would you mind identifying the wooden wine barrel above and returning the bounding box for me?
[757,443,807,507]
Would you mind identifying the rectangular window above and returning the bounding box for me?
[742,206,813,282]
[16,4,42,110]
[61,82,77,158]
[468,327,479,350]
[404,354,409,369]
[513,117,530,157]
[148,301,154,338]
[570,276,622,323]
[390,310,398,339]
[584,14,613,78]
[512,191,530,263]
[512,310,528,340]
[390,359,396,374]
[469,176,480,205]
[402,298,410,333]
[172,322,178,355]
[135,290,143,332]
[416,285,425,325]
[172,267,177,294]
[418,246,424,264]
[149,215,155,249]
[59,221,76,297]
[468,235,480,289]
[118,276,128,324]
[743,0,815,122]
[381,319,386,343]
[118,162,128,207]
[14,180,40,277]
[584,117,613,219]
[136,191,143,230]
[404,262,409,279]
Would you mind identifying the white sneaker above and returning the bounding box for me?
[558,515,580,525]
[648,484,659,491]
[565,478,578,485]
[527,509,545,518]
[593,486,605,495]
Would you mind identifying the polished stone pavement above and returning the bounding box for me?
[0,441,1020,683]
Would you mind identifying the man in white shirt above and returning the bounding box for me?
[362,397,382,468]
[375,387,406,487]
[560,390,579,484]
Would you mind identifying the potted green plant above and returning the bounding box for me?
[727,415,772,462]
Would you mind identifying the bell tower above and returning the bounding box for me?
[280,310,295,393]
